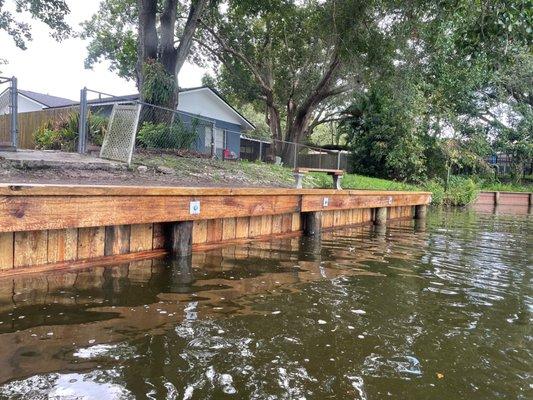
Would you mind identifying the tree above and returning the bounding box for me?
[0,0,71,65]
[196,0,417,163]
[341,0,532,182]
[82,0,212,107]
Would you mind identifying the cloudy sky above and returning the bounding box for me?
[0,0,207,101]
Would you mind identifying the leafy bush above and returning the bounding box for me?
[137,119,198,150]
[34,127,77,152]
[34,111,108,151]
[422,180,445,205]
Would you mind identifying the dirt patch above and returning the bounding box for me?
[0,154,300,188]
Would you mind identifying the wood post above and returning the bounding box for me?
[333,174,342,190]
[294,173,305,189]
[374,207,387,225]
[170,221,193,257]
[302,211,322,236]
[494,191,500,205]
[414,204,427,220]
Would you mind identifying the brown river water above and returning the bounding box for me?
[0,207,530,399]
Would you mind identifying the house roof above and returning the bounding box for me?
[18,90,75,108]
[70,86,255,130]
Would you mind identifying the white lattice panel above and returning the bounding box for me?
[100,104,141,164]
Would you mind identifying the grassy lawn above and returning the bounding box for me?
[478,182,533,193]
[308,172,419,191]
[132,154,530,205]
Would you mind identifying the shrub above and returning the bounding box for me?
[137,119,198,150]
[445,176,478,206]
[34,111,108,150]
[422,179,445,205]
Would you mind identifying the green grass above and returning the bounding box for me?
[308,172,419,191]
[133,154,530,206]
[478,182,532,193]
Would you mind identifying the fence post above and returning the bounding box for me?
[337,151,341,170]
[210,125,215,158]
[78,87,88,154]
[293,142,298,169]
[10,76,18,149]
[259,141,263,162]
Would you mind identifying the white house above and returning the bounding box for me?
[0,89,74,115]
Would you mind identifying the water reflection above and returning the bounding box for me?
[0,211,530,399]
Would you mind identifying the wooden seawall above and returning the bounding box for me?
[475,191,532,207]
[0,184,431,276]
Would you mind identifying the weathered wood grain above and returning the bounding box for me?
[302,193,431,212]
[104,225,131,256]
[235,217,250,239]
[0,194,302,232]
[0,232,14,270]
[0,183,431,197]
[271,214,283,234]
[291,212,301,232]
[222,218,236,241]
[248,216,262,237]
[77,227,105,259]
[192,220,208,244]
[207,219,223,243]
[281,213,293,233]
[130,224,154,252]
[47,228,78,263]
[261,215,273,236]
[14,230,48,268]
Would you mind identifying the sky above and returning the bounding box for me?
[0,0,208,101]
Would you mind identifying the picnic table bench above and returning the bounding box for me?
[293,167,344,190]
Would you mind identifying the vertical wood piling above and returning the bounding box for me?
[170,221,193,257]
[302,211,322,236]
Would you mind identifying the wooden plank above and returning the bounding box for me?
[0,232,14,270]
[47,228,78,263]
[104,225,131,256]
[207,218,223,243]
[249,216,262,237]
[301,193,431,212]
[222,218,236,241]
[291,212,301,232]
[14,230,48,268]
[0,249,166,278]
[271,214,283,234]
[281,213,293,233]
[77,227,105,259]
[192,220,208,244]
[130,223,154,252]
[235,217,250,239]
[333,210,341,227]
[261,215,273,236]
[0,183,431,197]
[0,194,302,232]
[152,223,168,249]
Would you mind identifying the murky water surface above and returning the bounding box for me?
[0,208,531,399]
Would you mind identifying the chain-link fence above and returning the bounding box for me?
[1,81,351,171]
[271,139,351,171]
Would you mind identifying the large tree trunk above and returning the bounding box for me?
[137,0,158,92]
[265,96,282,163]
